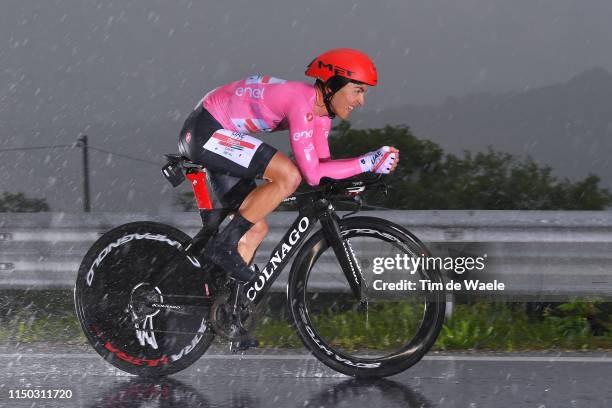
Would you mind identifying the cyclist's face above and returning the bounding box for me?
[330,83,368,120]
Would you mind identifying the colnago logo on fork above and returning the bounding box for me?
[343,238,362,287]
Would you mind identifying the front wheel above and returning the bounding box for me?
[288,216,446,378]
[74,222,215,376]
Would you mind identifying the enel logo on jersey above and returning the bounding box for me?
[292,130,313,141]
[235,87,265,99]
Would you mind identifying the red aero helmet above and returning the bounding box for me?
[305,48,378,86]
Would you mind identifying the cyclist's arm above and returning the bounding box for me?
[312,116,331,162]
[289,111,364,186]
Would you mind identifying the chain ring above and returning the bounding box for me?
[210,294,257,340]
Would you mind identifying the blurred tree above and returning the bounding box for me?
[172,122,612,211]
[327,121,612,210]
[0,192,50,212]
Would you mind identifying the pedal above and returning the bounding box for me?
[229,338,259,353]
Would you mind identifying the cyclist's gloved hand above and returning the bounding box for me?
[359,146,399,174]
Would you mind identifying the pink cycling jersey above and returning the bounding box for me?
[201,75,364,186]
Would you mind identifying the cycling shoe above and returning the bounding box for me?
[206,212,255,282]
[209,242,255,282]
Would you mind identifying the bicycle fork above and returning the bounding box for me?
[319,208,366,302]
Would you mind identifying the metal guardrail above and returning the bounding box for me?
[1,211,611,300]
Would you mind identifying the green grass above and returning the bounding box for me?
[0,290,86,343]
[435,301,612,350]
[255,300,612,351]
[1,290,610,350]
[0,310,86,343]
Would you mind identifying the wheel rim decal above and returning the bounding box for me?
[104,342,169,367]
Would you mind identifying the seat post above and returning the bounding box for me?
[185,169,213,210]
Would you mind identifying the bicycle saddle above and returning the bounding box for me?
[163,154,203,169]
[162,154,205,187]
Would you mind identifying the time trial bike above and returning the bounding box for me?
[74,154,446,378]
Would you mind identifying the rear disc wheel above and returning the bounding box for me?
[74,222,215,376]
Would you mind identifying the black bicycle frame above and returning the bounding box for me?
[242,207,318,305]
[159,156,375,308]
[241,197,364,307]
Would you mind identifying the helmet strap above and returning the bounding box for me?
[315,79,337,119]
[323,90,336,119]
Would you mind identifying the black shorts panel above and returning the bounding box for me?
[207,173,257,208]
[177,105,276,207]
[177,106,277,180]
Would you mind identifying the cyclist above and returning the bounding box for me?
[177,48,399,283]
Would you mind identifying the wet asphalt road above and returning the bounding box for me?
[0,344,610,408]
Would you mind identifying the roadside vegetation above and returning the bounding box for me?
[3,123,611,349]
[255,299,611,350]
[0,291,609,351]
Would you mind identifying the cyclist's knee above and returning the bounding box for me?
[283,166,302,194]
[263,152,301,194]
